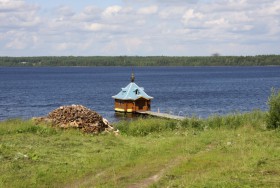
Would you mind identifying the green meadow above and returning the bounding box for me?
[0,110,279,188]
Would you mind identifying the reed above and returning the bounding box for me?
[115,118,179,136]
[116,110,267,136]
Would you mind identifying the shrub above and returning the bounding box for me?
[266,89,280,129]
[181,117,204,129]
[115,118,179,136]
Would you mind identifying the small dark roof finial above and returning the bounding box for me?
[131,72,135,82]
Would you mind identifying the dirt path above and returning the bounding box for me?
[127,157,182,188]
[63,171,106,188]
[126,145,214,188]
[64,145,212,188]
[64,157,182,188]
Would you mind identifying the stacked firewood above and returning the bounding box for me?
[34,105,116,134]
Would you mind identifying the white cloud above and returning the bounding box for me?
[73,6,101,22]
[0,0,42,52]
[102,5,122,18]
[0,0,25,11]
[138,5,158,14]
[159,6,185,19]
[55,6,75,17]
[0,0,41,29]
[0,0,279,56]
[4,31,39,50]
[85,23,105,31]
[124,37,143,51]
[54,42,73,51]
[182,9,204,24]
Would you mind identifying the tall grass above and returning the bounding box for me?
[0,119,58,136]
[115,118,179,136]
[116,110,266,136]
[204,110,266,129]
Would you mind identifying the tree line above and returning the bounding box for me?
[0,55,279,66]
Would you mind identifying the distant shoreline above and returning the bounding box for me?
[1,65,280,68]
[1,55,280,66]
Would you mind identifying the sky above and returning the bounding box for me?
[0,0,280,56]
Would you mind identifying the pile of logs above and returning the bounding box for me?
[34,105,116,134]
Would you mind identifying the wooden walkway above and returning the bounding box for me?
[136,111,185,121]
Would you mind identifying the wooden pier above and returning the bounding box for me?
[136,111,185,121]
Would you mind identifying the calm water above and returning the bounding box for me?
[0,66,280,122]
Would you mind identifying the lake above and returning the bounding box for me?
[0,66,280,122]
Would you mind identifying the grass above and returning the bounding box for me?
[0,111,279,187]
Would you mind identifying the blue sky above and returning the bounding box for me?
[1,0,280,56]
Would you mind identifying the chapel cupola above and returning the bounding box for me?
[112,73,153,113]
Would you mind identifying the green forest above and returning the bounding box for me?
[0,55,280,66]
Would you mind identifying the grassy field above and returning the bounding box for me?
[0,111,279,187]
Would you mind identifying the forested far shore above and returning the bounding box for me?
[0,55,280,66]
